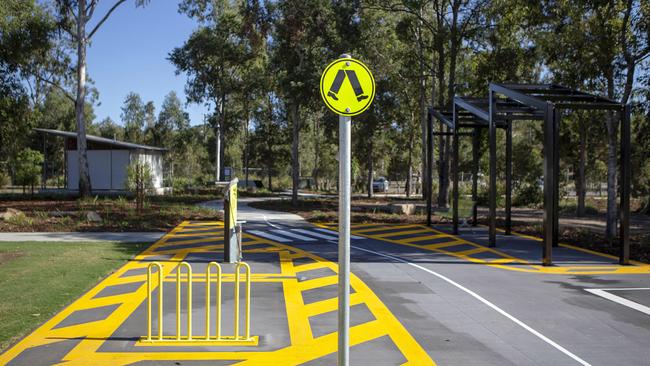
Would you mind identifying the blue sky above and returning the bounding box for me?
[87,0,209,126]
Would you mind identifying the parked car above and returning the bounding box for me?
[372,177,389,192]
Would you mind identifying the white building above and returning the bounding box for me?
[35,128,167,192]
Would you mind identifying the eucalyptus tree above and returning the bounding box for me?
[47,0,150,196]
[171,0,252,182]
[271,0,337,205]
[534,0,649,241]
[0,0,55,178]
[121,92,145,143]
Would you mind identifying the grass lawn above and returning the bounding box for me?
[0,241,149,352]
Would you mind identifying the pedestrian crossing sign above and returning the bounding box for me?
[320,57,375,116]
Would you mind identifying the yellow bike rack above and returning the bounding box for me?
[140,261,257,346]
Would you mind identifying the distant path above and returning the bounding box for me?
[0,232,163,242]
[477,207,650,235]
[199,196,305,224]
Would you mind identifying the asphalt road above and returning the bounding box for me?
[240,199,650,366]
[2,198,649,365]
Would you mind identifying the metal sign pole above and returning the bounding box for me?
[338,113,351,366]
[319,52,373,366]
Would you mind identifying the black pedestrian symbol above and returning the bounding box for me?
[327,69,369,102]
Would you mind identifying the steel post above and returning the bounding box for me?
[505,119,512,235]
[426,109,433,226]
[542,103,555,265]
[552,108,560,248]
[472,130,479,226]
[338,114,351,366]
[488,90,497,247]
[620,104,631,264]
[452,104,459,234]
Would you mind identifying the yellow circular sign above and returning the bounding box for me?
[320,57,375,116]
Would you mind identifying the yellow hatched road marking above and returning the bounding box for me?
[337,222,650,275]
[420,240,465,250]
[455,247,490,257]
[354,224,418,234]
[1,221,435,365]
[304,293,364,317]
[293,261,329,273]
[401,234,447,243]
[377,228,432,237]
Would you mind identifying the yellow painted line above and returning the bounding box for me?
[401,234,448,243]
[489,258,517,264]
[167,231,223,237]
[297,275,338,291]
[353,224,418,234]
[377,228,433,238]
[420,240,465,250]
[304,293,364,317]
[454,247,490,257]
[157,237,223,246]
[294,261,329,273]
[136,335,259,347]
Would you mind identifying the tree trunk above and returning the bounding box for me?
[290,102,300,206]
[576,117,587,217]
[367,140,373,198]
[605,111,618,243]
[244,116,250,186]
[416,15,428,201]
[215,121,221,181]
[604,70,617,243]
[435,10,447,207]
[406,112,415,198]
[76,0,92,197]
[312,120,320,190]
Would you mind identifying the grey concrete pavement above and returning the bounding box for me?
[0,231,164,242]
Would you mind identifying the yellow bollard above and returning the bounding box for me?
[176,262,192,341]
[205,262,222,340]
[234,262,252,340]
[146,262,164,341]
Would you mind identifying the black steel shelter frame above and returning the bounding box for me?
[426,84,631,267]
[487,84,631,266]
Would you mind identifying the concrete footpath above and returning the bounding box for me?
[0,232,164,242]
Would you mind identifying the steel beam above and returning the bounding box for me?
[455,96,490,121]
[488,91,497,247]
[490,83,548,110]
[431,109,454,129]
[620,104,631,264]
[505,119,512,235]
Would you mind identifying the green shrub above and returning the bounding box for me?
[559,203,599,215]
[513,182,543,207]
[0,170,9,188]
[172,177,192,193]
[15,149,44,193]
[311,210,329,221]
[476,181,505,206]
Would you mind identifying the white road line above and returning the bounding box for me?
[262,215,282,229]
[585,288,650,316]
[350,244,592,366]
[248,230,292,243]
[292,229,338,240]
[314,228,365,240]
[271,229,316,241]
